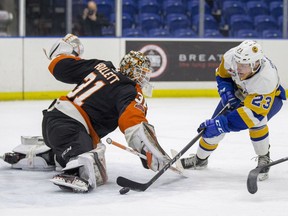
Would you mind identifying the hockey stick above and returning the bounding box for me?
[247,156,288,194]
[106,138,184,175]
[117,104,229,193]
[106,138,146,159]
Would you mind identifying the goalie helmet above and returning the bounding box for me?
[234,40,264,71]
[119,51,152,88]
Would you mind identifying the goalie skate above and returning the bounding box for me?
[50,173,91,193]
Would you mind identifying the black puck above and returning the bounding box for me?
[119,187,130,195]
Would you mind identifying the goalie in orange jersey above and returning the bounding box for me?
[44,34,172,192]
[3,34,170,193]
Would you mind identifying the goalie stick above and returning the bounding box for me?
[247,156,288,194]
[106,138,184,175]
[117,104,229,193]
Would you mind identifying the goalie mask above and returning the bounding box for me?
[119,51,153,96]
[233,40,264,73]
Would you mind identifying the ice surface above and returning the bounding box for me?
[0,98,288,215]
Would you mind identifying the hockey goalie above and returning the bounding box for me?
[2,34,171,193]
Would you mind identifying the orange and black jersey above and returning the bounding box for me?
[48,55,148,139]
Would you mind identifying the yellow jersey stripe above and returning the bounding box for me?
[237,107,256,128]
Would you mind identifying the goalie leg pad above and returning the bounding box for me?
[51,143,107,192]
[77,143,108,188]
[6,136,55,171]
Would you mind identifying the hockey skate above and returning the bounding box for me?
[50,171,91,193]
[256,152,270,181]
[180,154,208,169]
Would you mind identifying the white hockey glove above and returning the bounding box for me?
[50,143,107,193]
[44,33,84,60]
[3,136,55,171]
[125,122,170,172]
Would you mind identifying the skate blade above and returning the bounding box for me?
[49,178,89,192]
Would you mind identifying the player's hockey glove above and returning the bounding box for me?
[220,90,240,110]
[197,115,230,138]
[217,77,240,110]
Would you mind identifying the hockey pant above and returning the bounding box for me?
[42,108,94,168]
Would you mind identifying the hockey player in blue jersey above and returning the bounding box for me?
[181,40,286,181]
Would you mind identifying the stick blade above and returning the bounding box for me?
[117,176,148,192]
[247,167,262,194]
[170,149,184,171]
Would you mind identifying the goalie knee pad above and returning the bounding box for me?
[61,143,108,190]
[4,136,55,171]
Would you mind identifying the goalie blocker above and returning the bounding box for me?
[125,122,170,172]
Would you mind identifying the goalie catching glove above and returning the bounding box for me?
[44,33,84,60]
[125,122,170,171]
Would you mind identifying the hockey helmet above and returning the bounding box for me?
[119,51,152,88]
[234,40,264,71]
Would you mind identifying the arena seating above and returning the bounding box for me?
[23,0,285,38]
[92,0,285,38]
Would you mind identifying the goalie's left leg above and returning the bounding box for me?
[2,136,55,171]
[50,143,107,193]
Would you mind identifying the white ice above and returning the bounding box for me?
[0,98,288,215]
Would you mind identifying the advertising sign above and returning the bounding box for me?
[126,41,239,81]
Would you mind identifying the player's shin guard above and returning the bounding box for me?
[196,137,220,160]
[198,133,224,158]
[249,125,270,156]
[249,125,271,181]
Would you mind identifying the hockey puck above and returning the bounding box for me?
[119,187,130,195]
